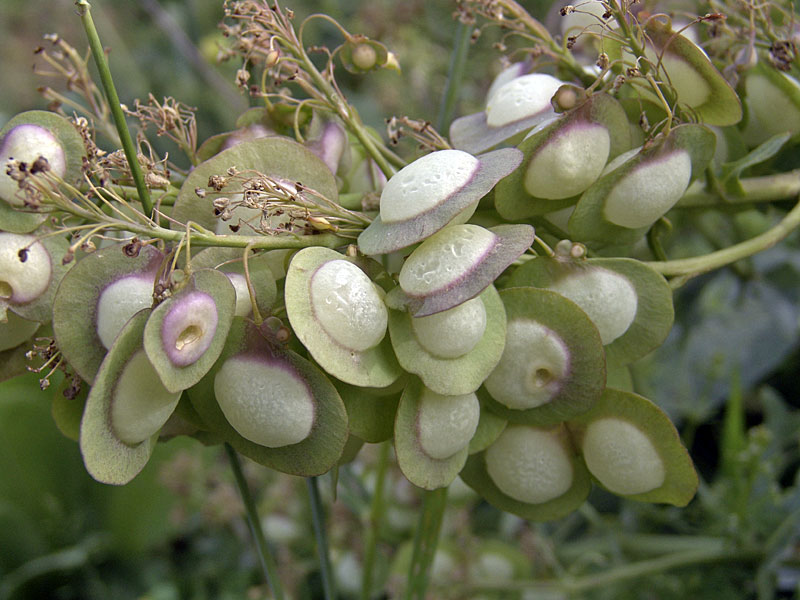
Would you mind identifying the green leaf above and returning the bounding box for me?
[567,388,698,506]
[719,132,791,195]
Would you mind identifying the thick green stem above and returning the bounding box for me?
[361,441,390,600]
[307,476,336,600]
[646,195,800,279]
[404,487,448,600]
[677,170,800,208]
[225,444,285,600]
[75,0,153,217]
[437,22,471,133]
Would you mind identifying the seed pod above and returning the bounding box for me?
[285,246,401,387]
[0,232,52,306]
[460,422,591,521]
[741,62,800,146]
[340,37,389,73]
[568,388,697,506]
[188,317,349,476]
[53,243,163,383]
[0,310,39,352]
[357,148,523,255]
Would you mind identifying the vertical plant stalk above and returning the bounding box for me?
[360,441,390,600]
[307,476,337,600]
[404,487,448,600]
[75,0,154,218]
[224,443,286,600]
[436,21,471,133]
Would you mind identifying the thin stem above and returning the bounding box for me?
[75,0,154,217]
[224,444,285,600]
[404,487,448,600]
[677,170,800,208]
[645,195,800,280]
[307,476,336,600]
[437,21,471,133]
[361,441,391,600]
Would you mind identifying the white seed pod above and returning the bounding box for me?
[159,291,219,367]
[380,149,479,224]
[416,388,480,460]
[410,296,487,359]
[547,267,638,345]
[581,417,666,495]
[0,124,67,206]
[95,275,154,349]
[483,319,570,410]
[110,350,181,445]
[485,74,563,128]
[602,149,692,229]
[523,122,610,199]
[485,425,574,504]
[225,272,253,317]
[309,259,388,352]
[0,232,52,305]
[743,69,800,145]
[214,354,316,448]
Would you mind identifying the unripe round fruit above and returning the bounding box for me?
[581,417,665,494]
[485,73,563,128]
[0,232,52,305]
[485,425,574,504]
[399,224,496,297]
[410,296,487,358]
[416,388,480,460]
[96,275,154,349]
[547,267,637,345]
[484,319,570,410]
[309,259,388,352]
[379,150,479,223]
[111,350,181,445]
[160,291,219,366]
[523,123,610,199]
[214,354,315,447]
[351,43,378,70]
[0,124,67,205]
[603,150,692,229]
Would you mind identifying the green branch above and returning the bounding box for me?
[404,487,448,600]
[75,0,153,217]
[677,170,800,208]
[361,441,391,600]
[646,195,800,279]
[307,476,336,600]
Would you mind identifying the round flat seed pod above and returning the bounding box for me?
[189,247,277,317]
[394,379,473,490]
[357,148,522,255]
[52,379,88,442]
[285,246,401,388]
[388,285,506,395]
[0,311,39,352]
[449,73,564,154]
[460,423,591,521]
[495,93,631,220]
[0,111,86,209]
[53,243,162,383]
[643,18,741,127]
[143,269,236,393]
[569,124,715,247]
[172,136,338,232]
[742,63,800,146]
[482,287,605,427]
[509,255,674,365]
[468,390,507,454]
[80,310,178,485]
[396,224,535,317]
[188,317,348,476]
[568,388,697,506]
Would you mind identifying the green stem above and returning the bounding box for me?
[460,547,762,595]
[436,21,471,133]
[361,441,391,600]
[307,476,336,600]
[404,487,448,600]
[75,0,153,217]
[645,195,800,280]
[224,444,285,600]
[677,170,800,208]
